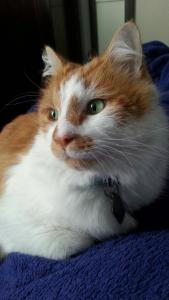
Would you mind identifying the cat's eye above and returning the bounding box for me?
[87,99,105,115]
[49,109,58,121]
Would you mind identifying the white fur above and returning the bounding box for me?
[112,41,141,60]
[0,127,135,259]
[0,79,168,260]
[42,46,62,77]
[57,74,95,138]
[60,74,87,105]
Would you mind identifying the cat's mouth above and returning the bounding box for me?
[66,149,90,160]
[51,140,94,169]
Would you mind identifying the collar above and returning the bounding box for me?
[85,176,129,224]
[91,177,126,224]
[104,177,126,224]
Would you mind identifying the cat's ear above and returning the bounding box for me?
[42,46,64,77]
[105,22,143,74]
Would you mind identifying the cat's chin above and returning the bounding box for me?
[64,155,94,170]
[56,150,93,169]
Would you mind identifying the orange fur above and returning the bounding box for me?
[65,96,87,126]
[80,57,152,121]
[39,57,153,136]
[0,113,38,194]
[65,96,79,125]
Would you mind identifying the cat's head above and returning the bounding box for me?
[38,22,157,174]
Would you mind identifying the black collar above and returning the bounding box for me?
[104,177,126,224]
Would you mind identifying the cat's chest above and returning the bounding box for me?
[4,156,72,214]
[0,134,138,240]
[2,149,103,223]
[1,147,120,240]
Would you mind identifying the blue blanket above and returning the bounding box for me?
[143,41,169,115]
[1,42,169,300]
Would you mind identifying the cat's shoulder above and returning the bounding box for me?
[0,112,39,165]
[0,112,39,192]
[0,112,38,150]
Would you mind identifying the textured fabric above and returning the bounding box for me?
[143,41,169,115]
[133,42,169,230]
[1,41,169,300]
[0,231,169,300]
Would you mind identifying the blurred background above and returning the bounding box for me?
[0,0,169,128]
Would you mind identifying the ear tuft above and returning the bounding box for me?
[42,46,63,77]
[105,22,143,74]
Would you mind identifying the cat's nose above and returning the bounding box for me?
[55,135,74,148]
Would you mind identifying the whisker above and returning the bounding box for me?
[92,146,135,169]
[95,141,168,161]
[24,72,41,90]
[7,99,37,106]
[89,151,109,175]
[0,95,39,114]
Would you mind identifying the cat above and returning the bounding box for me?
[0,22,168,260]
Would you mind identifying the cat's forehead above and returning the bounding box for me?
[59,73,95,104]
[55,73,95,126]
[56,57,105,104]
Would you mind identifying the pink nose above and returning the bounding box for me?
[54,135,74,148]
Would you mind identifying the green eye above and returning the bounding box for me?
[49,109,58,121]
[87,99,105,115]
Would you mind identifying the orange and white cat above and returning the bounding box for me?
[0,22,168,260]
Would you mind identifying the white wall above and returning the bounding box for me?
[96,0,124,53]
[96,0,169,54]
[135,0,169,45]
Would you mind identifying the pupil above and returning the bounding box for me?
[50,110,57,120]
[92,104,96,112]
